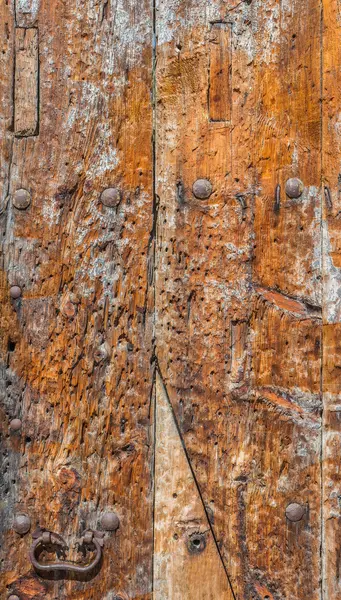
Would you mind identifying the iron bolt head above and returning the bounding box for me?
[13,189,31,210]
[62,301,76,318]
[100,187,121,207]
[10,286,22,299]
[9,419,22,432]
[285,178,304,199]
[101,512,120,531]
[285,502,305,522]
[13,513,31,535]
[192,179,213,200]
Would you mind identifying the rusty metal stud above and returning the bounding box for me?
[13,513,31,535]
[285,178,304,199]
[62,301,76,318]
[10,286,22,299]
[100,187,121,207]
[101,512,120,531]
[187,532,206,554]
[94,343,110,363]
[285,502,305,522]
[13,188,31,210]
[192,178,213,200]
[9,419,22,432]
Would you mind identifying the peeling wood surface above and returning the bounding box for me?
[1,0,341,599]
[155,0,322,599]
[1,1,154,598]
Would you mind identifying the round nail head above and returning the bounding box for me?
[8,595,20,600]
[100,188,121,208]
[285,502,305,522]
[62,301,76,318]
[13,513,31,535]
[13,189,31,210]
[101,512,120,531]
[9,419,22,432]
[192,179,213,200]
[10,286,22,300]
[285,178,304,199]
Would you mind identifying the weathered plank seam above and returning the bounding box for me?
[320,0,325,596]
[156,361,237,600]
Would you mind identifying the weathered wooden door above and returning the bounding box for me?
[1,0,341,598]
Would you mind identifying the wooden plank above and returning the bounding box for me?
[322,1,341,597]
[154,373,234,600]
[0,1,154,598]
[0,0,14,213]
[208,23,231,122]
[14,28,39,137]
[250,0,322,596]
[155,1,322,599]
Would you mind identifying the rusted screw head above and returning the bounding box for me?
[62,301,76,318]
[101,512,120,531]
[9,419,22,432]
[285,502,306,522]
[100,187,121,208]
[13,188,31,210]
[8,595,20,600]
[10,286,22,299]
[285,178,304,199]
[13,513,31,535]
[192,178,213,200]
[187,532,206,554]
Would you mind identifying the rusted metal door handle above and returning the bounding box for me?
[29,529,104,574]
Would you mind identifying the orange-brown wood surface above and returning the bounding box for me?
[1,0,341,599]
[1,1,154,598]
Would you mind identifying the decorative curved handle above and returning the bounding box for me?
[29,529,104,574]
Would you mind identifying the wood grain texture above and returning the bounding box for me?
[155,1,322,598]
[208,23,231,122]
[322,1,341,597]
[154,373,234,600]
[1,1,154,598]
[14,28,39,137]
[1,0,340,598]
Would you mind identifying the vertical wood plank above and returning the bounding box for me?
[208,23,231,122]
[155,1,322,599]
[322,1,341,597]
[14,28,39,137]
[0,1,154,598]
[154,373,234,600]
[252,0,322,597]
